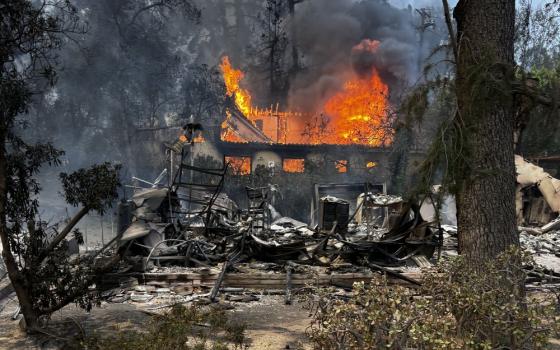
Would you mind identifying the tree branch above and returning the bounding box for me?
[38,248,125,315]
[442,0,458,63]
[39,206,89,261]
[129,1,171,27]
[511,81,558,109]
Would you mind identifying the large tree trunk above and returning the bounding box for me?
[0,129,39,330]
[454,0,519,263]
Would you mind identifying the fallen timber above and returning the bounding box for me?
[101,271,423,290]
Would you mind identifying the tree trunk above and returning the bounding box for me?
[0,129,39,330]
[453,0,519,263]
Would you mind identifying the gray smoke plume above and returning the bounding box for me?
[27,0,448,176]
[288,0,446,112]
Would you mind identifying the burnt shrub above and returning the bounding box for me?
[305,248,560,349]
[75,304,246,350]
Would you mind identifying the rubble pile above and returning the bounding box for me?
[114,180,440,276]
[520,230,560,255]
[98,152,560,306]
[109,134,445,281]
[440,223,560,276]
[441,224,560,255]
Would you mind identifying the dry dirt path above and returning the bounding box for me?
[0,294,311,349]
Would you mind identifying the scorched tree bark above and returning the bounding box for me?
[453,1,519,262]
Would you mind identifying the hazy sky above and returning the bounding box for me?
[388,0,454,8]
[389,0,547,10]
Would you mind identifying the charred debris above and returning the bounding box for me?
[94,129,560,304]
[108,128,441,291]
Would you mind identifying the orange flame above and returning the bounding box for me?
[225,156,251,175]
[192,134,205,143]
[335,160,348,173]
[353,38,380,53]
[219,42,393,147]
[283,158,305,173]
[220,57,253,117]
[323,68,392,146]
[221,110,248,143]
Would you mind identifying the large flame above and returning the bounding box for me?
[219,41,393,147]
[323,68,392,146]
[220,56,253,117]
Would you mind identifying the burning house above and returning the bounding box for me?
[113,43,442,287]
[7,2,560,347]
[189,53,425,186]
[110,5,447,281]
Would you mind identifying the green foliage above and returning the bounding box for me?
[0,0,82,86]
[0,0,130,328]
[0,73,31,131]
[403,52,520,197]
[516,64,560,157]
[400,79,463,195]
[5,143,64,252]
[305,248,559,349]
[1,0,82,271]
[77,304,246,350]
[60,162,122,214]
[407,1,560,196]
[530,65,560,88]
[25,163,122,315]
[400,79,447,126]
[6,156,122,317]
[29,235,102,314]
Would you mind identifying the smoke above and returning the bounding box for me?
[14,0,453,235]
[288,0,446,113]
[25,0,448,179]
[351,39,382,78]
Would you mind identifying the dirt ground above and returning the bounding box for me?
[231,297,311,349]
[0,293,312,350]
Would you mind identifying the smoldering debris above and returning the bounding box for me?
[90,136,442,309]
[117,181,439,273]
[89,151,560,310]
